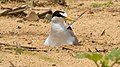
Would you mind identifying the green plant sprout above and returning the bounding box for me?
[75,49,120,67]
[15,47,26,54]
[91,0,113,8]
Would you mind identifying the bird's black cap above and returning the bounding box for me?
[52,10,65,18]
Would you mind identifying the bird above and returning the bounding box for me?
[44,10,79,46]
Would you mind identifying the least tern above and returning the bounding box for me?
[44,10,79,46]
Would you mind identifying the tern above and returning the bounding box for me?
[44,10,79,46]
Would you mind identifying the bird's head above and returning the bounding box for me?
[51,10,73,23]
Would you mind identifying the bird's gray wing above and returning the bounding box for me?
[67,26,79,45]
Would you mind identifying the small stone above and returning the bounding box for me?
[28,41,32,44]
[92,41,95,43]
[17,26,22,29]
[112,13,117,16]
[78,3,84,6]
[52,64,56,66]
[44,26,46,27]
[90,33,92,35]
[17,19,23,23]
[43,50,47,52]
[29,24,34,26]
[88,11,94,14]
[24,11,39,21]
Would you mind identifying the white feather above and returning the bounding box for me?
[60,12,67,17]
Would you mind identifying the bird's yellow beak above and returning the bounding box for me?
[64,17,74,21]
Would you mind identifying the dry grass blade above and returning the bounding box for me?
[68,10,87,26]
[9,61,16,67]
[0,42,48,52]
[73,10,87,23]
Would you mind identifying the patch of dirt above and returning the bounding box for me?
[0,0,120,67]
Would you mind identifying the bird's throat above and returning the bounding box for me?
[51,23,65,32]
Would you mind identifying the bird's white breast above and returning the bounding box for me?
[51,22,65,32]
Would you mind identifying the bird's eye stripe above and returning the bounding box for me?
[60,12,67,17]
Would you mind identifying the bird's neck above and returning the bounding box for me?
[51,22,64,31]
[50,22,67,34]
[50,17,66,32]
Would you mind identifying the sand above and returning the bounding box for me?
[0,0,120,67]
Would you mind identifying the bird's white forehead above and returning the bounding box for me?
[60,12,67,17]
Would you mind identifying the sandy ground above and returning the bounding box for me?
[0,0,120,67]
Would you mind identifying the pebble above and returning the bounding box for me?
[52,64,56,66]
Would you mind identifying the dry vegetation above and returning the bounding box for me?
[0,0,120,67]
